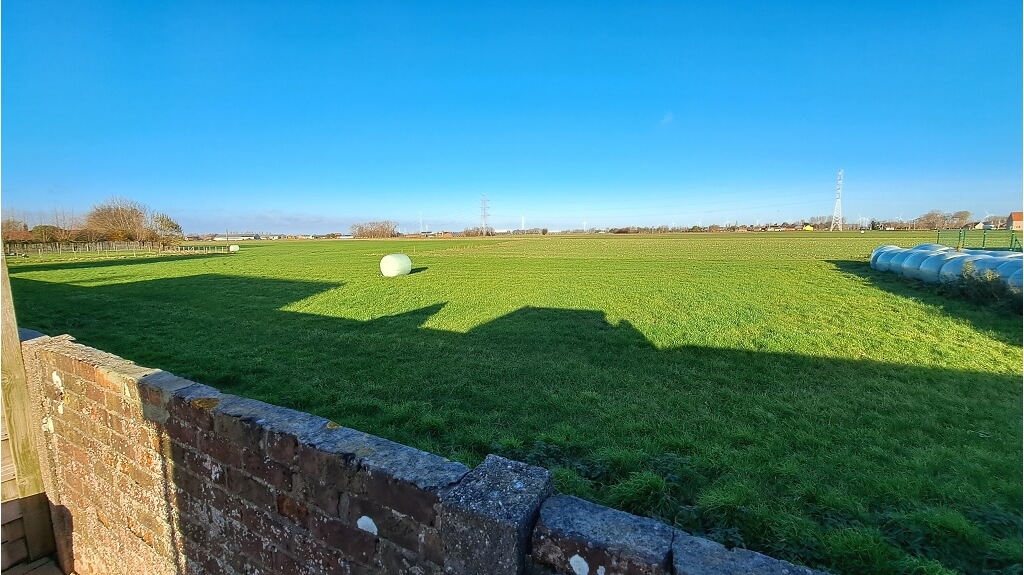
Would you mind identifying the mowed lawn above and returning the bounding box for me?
[9,233,1022,574]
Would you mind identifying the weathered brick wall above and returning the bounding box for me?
[22,333,823,575]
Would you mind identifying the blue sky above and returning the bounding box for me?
[2,1,1021,233]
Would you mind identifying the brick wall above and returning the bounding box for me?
[22,333,823,575]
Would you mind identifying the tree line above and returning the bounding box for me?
[349,221,399,238]
[2,198,184,246]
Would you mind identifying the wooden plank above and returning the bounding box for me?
[1,258,44,497]
[26,561,64,575]
[3,556,51,575]
[2,517,26,543]
[2,479,20,502]
[2,498,23,520]
[2,461,15,483]
[1,537,29,570]
[1,259,55,560]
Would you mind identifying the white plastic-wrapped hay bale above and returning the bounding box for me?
[874,248,905,272]
[968,256,1013,279]
[380,253,413,277]
[1008,269,1024,292]
[228,244,240,253]
[996,259,1023,279]
[902,250,943,280]
[910,243,950,252]
[869,245,900,270]
[918,253,964,283]
[886,250,915,276]
[938,255,989,283]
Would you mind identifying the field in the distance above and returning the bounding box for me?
[9,233,1022,574]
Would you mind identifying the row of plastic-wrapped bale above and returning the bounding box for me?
[870,244,1023,292]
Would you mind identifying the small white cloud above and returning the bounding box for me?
[661,112,674,126]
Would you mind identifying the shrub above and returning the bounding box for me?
[937,263,1022,315]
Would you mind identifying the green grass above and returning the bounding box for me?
[8,232,1022,574]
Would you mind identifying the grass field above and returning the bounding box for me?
[8,232,1022,574]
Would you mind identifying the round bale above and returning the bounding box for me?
[939,255,989,283]
[874,248,906,272]
[228,244,240,253]
[996,259,1023,280]
[918,253,964,283]
[380,253,413,277]
[886,249,915,276]
[869,245,900,270]
[901,250,942,280]
[1008,269,1023,292]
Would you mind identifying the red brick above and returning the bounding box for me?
[106,411,127,436]
[70,357,102,382]
[274,549,316,575]
[225,466,276,512]
[200,432,245,469]
[61,388,88,413]
[348,495,421,554]
[237,502,300,555]
[301,478,341,516]
[295,535,354,573]
[242,450,292,491]
[310,512,377,564]
[124,513,158,549]
[124,458,159,490]
[212,411,264,452]
[63,373,87,396]
[164,419,199,448]
[139,385,165,407]
[266,430,297,465]
[364,474,438,525]
[277,493,310,528]
[83,382,108,407]
[169,396,217,431]
[96,368,128,394]
[174,442,227,487]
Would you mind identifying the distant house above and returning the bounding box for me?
[1007,212,1023,231]
[213,234,260,241]
[2,230,33,243]
[802,225,814,231]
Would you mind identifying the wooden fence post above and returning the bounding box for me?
[1,255,56,560]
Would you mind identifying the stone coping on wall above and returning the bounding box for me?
[22,332,826,575]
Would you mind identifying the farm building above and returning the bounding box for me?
[1007,211,1023,231]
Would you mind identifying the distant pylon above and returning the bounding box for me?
[480,194,490,236]
[830,169,843,231]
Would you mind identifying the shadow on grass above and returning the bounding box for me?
[409,267,429,274]
[10,273,1023,574]
[5,253,228,273]
[828,259,1023,347]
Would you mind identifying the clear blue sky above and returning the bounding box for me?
[3,1,1021,233]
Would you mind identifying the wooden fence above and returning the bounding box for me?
[4,242,231,257]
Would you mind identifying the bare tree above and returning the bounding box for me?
[51,207,82,242]
[350,221,399,238]
[951,210,972,228]
[916,210,948,230]
[85,197,150,241]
